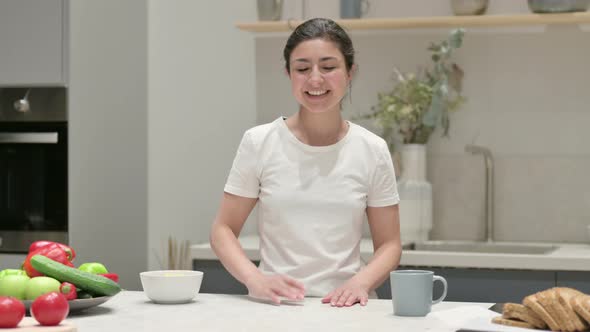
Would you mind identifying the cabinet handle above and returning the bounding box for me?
[0,133,58,144]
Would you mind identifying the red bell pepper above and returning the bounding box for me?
[28,241,76,261]
[60,282,77,300]
[99,273,119,283]
[23,243,74,277]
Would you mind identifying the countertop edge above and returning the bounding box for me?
[191,235,590,272]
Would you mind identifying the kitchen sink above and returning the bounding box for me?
[404,241,558,255]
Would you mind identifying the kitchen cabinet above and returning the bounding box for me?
[194,259,555,302]
[194,260,590,303]
[379,267,555,303]
[194,259,251,295]
[195,259,395,297]
[0,0,67,86]
[556,271,590,293]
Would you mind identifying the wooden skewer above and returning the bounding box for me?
[168,236,173,270]
[183,240,190,270]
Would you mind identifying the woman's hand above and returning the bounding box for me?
[322,278,369,307]
[245,273,305,305]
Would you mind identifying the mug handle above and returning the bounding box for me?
[432,275,447,305]
[361,0,370,16]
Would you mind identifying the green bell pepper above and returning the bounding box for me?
[78,262,108,274]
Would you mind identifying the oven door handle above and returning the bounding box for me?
[0,132,59,144]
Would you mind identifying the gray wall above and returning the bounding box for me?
[0,254,26,270]
[255,1,590,243]
[147,1,257,269]
[69,0,148,290]
[69,0,257,288]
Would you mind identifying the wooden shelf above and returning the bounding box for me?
[236,12,590,33]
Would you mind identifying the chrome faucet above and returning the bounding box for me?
[465,144,494,243]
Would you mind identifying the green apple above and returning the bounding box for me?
[0,274,30,299]
[78,262,108,274]
[24,276,61,300]
[0,269,27,279]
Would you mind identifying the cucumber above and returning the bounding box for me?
[30,255,121,296]
[77,290,94,299]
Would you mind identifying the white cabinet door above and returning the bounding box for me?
[0,0,65,86]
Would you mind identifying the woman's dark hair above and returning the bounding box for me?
[283,18,355,73]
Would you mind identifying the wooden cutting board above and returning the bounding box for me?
[13,317,77,332]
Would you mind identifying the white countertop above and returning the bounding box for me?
[191,235,590,271]
[67,291,504,332]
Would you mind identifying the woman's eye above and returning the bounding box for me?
[323,67,335,71]
[296,68,309,73]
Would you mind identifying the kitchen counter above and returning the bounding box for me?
[191,235,590,271]
[67,291,500,332]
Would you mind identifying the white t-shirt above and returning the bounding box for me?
[224,117,399,297]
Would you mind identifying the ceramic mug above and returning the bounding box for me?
[390,270,448,316]
[340,0,370,18]
[257,0,283,21]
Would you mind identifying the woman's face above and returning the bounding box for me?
[288,38,352,114]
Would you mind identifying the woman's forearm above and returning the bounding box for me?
[210,223,261,285]
[353,240,401,292]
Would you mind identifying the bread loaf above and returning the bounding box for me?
[492,287,590,331]
[556,287,588,331]
[572,295,590,328]
[523,290,560,331]
[502,302,547,329]
[492,316,536,329]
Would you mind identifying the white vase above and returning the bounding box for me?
[397,144,433,243]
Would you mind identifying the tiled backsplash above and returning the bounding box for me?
[430,155,590,243]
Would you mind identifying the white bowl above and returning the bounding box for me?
[140,270,203,304]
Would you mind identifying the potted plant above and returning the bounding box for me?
[360,29,466,243]
[365,28,466,153]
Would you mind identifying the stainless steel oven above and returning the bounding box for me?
[0,121,68,252]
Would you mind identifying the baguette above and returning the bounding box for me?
[503,302,547,329]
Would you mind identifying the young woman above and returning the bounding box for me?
[210,18,401,307]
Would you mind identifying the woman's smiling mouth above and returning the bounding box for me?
[306,90,329,97]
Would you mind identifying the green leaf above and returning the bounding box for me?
[440,80,449,97]
[422,93,443,127]
[448,64,464,93]
[441,109,451,137]
[449,28,465,49]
